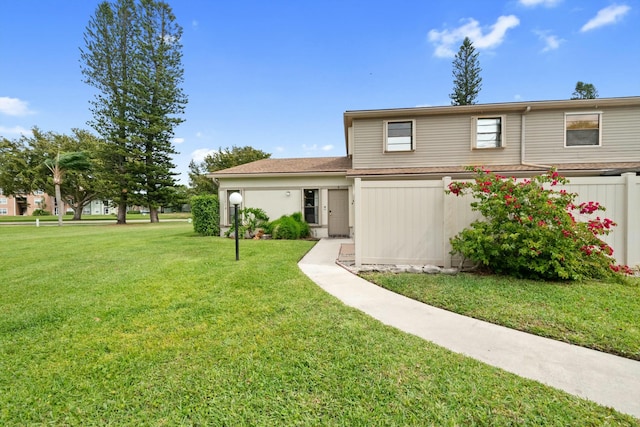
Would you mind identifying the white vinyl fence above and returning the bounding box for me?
[354,173,640,268]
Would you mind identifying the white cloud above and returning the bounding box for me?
[581,4,631,32]
[0,125,32,137]
[428,15,520,58]
[191,148,217,163]
[274,146,285,153]
[172,137,185,144]
[195,131,203,138]
[192,20,199,30]
[302,144,317,152]
[534,30,564,52]
[519,0,561,7]
[0,97,34,116]
[321,145,333,151]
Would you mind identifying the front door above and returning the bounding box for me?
[328,189,349,237]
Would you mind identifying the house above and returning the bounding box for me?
[211,157,353,238]
[211,96,640,267]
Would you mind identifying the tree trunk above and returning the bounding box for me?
[72,205,82,220]
[55,183,63,226]
[117,191,127,224]
[150,207,159,223]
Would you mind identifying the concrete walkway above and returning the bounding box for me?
[298,238,640,419]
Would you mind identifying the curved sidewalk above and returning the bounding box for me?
[298,238,640,419]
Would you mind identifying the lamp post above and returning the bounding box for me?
[229,192,243,261]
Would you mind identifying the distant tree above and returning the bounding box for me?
[571,81,599,99]
[80,0,187,224]
[204,146,271,172]
[449,37,482,106]
[0,136,34,196]
[1,129,108,220]
[188,146,271,195]
[187,159,216,196]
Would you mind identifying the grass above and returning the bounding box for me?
[361,271,640,361]
[0,212,190,222]
[1,223,638,425]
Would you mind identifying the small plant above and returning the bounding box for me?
[32,209,52,216]
[447,167,631,281]
[225,207,269,239]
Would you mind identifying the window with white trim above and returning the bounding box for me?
[304,189,319,224]
[0,198,7,205]
[385,120,415,152]
[472,116,504,149]
[0,208,7,215]
[565,112,601,146]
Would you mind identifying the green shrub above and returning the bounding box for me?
[267,212,312,240]
[32,209,52,216]
[271,215,300,240]
[291,212,311,238]
[447,167,631,281]
[190,195,219,236]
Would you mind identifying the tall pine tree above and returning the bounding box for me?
[449,37,482,106]
[80,0,186,223]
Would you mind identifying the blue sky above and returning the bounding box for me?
[1,0,638,184]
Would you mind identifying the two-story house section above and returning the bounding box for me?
[212,96,640,268]
[344,96,640,176]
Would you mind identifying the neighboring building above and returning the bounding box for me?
[0,190,113,217]
[211,96,640,267]
[0,190,60,216]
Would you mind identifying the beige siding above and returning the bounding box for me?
[352,104,639,170]
[355,174,640,268]
[520,106,640,164]
[352,114,522,170]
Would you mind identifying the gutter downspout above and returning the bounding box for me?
[520,106,553,169]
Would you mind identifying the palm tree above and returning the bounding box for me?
[44,152,91,226]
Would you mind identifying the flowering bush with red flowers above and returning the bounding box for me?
[446,167,631,281]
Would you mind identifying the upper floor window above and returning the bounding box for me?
[566,113,601,146]
[473,116,504,149]
[0,198,7,205]
[304,189,319,224]
[385,120,414,152]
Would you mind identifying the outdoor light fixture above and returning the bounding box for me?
[286,191,291,197]
[229,192,243,261]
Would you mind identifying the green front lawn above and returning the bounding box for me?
[362,271,640,360]
[1,223,637,425]
[0,212,190,222]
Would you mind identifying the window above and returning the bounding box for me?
[227,190,240,224]
[566,113,601,146]
[0,208,7,215]
[473,116,504,149]
[385,120,414,152]
[0,198,7,205]
[304,189,319,224]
